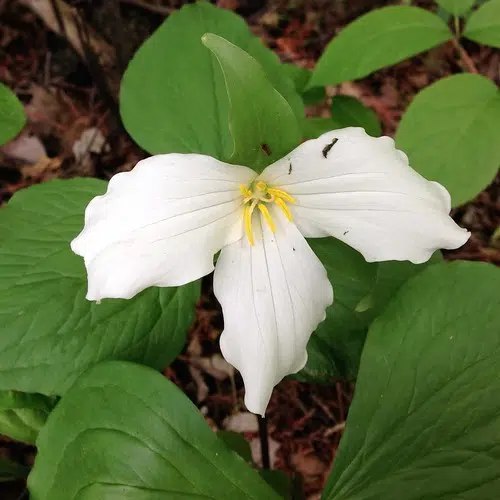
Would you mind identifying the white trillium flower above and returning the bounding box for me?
[71,128,470,415]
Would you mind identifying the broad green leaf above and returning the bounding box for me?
[309,6,452,87]
[297,239,376,383]
[366,251,443,319]
[202,33,300,172]
[330,96,381,137]
[218,431,253,463]
[303,87,327,106]
[0,179,199,395]
[28,361,279,500]
[464,0,500,48]
[259,470,293,499]
[299,245,441,384]
[283,65,326,106]
[323,262,500,500]
[0,83,25,146]
[283,64,311,93]
[396,73,500,206]
[301,117,342,140]
[0,391,56,444]
[120,1,302,159]
[435,0,476,16]
[0,458,29,483]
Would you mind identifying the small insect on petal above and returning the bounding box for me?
[322,138,338,158]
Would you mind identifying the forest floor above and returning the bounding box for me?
[0,0,499,498]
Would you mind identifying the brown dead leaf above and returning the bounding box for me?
[187,365,209,404]
[291,451,327,477]
[20,156,62,182]
[250,436,280,468]
[223,412,259,433]
[1,133,46,163]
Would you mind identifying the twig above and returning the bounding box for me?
[311,394,335,422]
[18,0,116,72]
[324,421,346,437]
[257,415,270,470]
[451,38,479,74]
[119,0,173,16]
[73,12,120,120]
[48,0,67,36]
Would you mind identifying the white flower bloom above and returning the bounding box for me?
[71,128,470,415]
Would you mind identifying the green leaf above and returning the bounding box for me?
[301,117,342,140]
[0,179,199,396]
[435,0,476,16]
[302,86,327,106]
[309,6,452,87]
[396,73,500,206]
[283,64,311,93]
[297,239,376,383]
[299,245,441,384]
[120,1,302,159]
[323,261,500,500]
[367,251,443,319]
[0,458,29,483]
[0,83,25,146]
[330,96,381,137]
[218,431,253,463]
[282,65,326,106]
[0,391,56,444]
[259,470,293,499]
[464,0,500,48]
[202,33,300,172]
[28,361,279,500]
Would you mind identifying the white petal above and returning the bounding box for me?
[71,154,256,300]
[259,128,470,264]
[213,208,333,415]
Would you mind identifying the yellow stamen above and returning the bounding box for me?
[267,188,296,204]
[239,184,252,198]
[274,197,293,221]
[244,203,255,246]
[240,181,294,244]
[257,203,276,233]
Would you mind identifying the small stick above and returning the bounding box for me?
[119,0,173,16]
[451,38,479,74]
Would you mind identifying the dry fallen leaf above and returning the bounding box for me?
[1,133,47,164]
[187,365,209,404]
[250,436,280,468]
[291,451,327,477]
[223,412,259,433]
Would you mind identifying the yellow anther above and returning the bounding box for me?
[267,188,296,204]
[244,203,256,246]
[240,180,294,244]
[239,184,252,198]
[257,203,276,233]
[274,197,293,221]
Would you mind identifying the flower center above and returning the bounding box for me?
[239,180,295,246]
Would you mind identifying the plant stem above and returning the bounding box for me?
[453,15,460,37]
[258,415,270,469]
[451,38,479,74]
